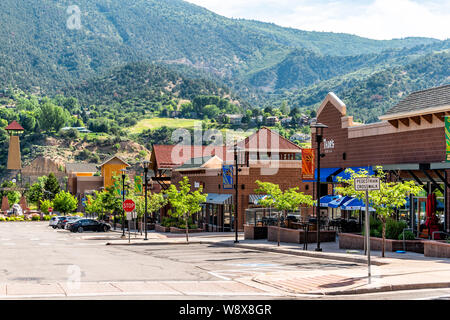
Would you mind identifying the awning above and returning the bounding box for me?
[205,193,233,205]
[303,168,342,183]
[335,166,375,181]
[304,166,376,183]
[249,194,274,205]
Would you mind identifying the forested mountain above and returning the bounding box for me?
[0,0,448,123]
[283,51,450,123]
[63,62,233,106]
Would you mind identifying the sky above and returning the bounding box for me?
[185,0,450,40]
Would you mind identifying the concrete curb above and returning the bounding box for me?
[104,238,388,266]
[313,282,450,296]
[209,242,388,266]
[106,241,205,246]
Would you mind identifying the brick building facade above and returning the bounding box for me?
[312,86,450,234]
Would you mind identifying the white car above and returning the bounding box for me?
[49,216,65,229]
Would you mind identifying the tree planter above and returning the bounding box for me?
[424,241,450,258]
[169,227,203,234]
[267,226,336,244]
[339,233,424,253]
[244,225,268,240]
[155,224,170,233]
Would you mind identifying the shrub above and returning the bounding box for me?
[7,217,15,221]
[43,215,52,221]
[15,216,24,221]
[32,215,41,221]
[398,230,415,240]
[161,217,178,228]
[0,217,6,222]
[386,219,408,240]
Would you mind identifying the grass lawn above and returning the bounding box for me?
[129,118,201,134]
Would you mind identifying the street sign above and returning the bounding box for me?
[354,177,380,191]
[123,199,135,212]
[48,207,53,213]
[353,177,380,285]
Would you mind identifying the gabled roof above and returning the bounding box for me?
[380,84,450,119]
[236,127,302,153]
[317,92,346,117]
[5,121,24,131]
[66,163,98,173]
[99,156,130,168]
[152,145,228,169]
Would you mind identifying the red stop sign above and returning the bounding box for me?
[48,208,53,213]
[122,199,136,212]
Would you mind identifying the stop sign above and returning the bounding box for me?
[122,199,136,212]
[48,207,53,213]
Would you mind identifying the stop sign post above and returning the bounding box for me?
[123,199,136,244]
[123,199,135,212]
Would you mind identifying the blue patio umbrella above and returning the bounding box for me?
[315,195,340,207]
[328,196,354,209]
[341,197,375,211]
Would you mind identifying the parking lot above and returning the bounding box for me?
[1,221,449,300]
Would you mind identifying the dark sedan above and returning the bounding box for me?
[68,219,111,233]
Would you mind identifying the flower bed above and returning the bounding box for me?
[424,241,450,258]
[267,226,336,244]
[339,233,424,253]
[155,224,170,233]
[169,226,203,234]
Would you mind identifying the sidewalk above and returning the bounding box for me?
[102,230,450,295]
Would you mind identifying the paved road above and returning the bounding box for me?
[0,222,449,300]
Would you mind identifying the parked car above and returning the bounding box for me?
[57,216,80,229]
[68,219,111,233]
[49,216,66,229]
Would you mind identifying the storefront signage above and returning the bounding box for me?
[222,165,234,190]
[445,116,450,162]
[301,149,315,180]
[354,177,380,191]
[324,138,335,150]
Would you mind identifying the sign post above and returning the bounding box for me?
[354,177,380,284]
[123,200,136,244]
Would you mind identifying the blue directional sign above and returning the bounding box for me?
[223,165,234,190]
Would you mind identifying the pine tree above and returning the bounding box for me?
[44,173,61,200]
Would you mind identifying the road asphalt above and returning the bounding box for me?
[0,222,449,300]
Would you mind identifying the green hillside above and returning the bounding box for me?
[0,0,441,94]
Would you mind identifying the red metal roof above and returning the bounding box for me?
[152,145,229,169]
[236,127,302,152]
[5,121,24,131]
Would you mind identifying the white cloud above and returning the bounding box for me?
[185,0,450,40]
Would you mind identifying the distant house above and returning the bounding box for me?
[265,116,279,126]
[170,111,181,118]
[280,117,292,126]
[290,133,310,143]
[224,114,244,125]
[61,127,92,133]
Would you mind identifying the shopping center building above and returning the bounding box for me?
[312,84,450,236]
[159,127,314,231]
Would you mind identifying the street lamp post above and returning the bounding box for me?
[121,169,127,239]
[143,160,150,241]
[310,122,328,252]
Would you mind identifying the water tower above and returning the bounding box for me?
[5,120,24,170]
